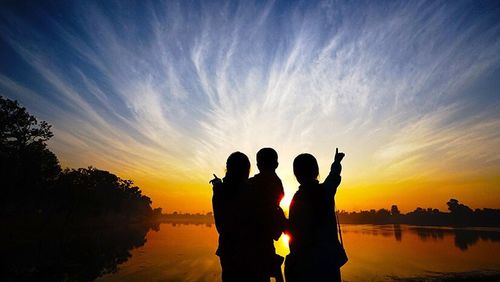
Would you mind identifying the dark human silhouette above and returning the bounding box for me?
[210,152,252,281]
[285,148,345,282]
[246,148,287,281]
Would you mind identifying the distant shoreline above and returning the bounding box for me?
[388,270,500,282]
[156,212,500,229]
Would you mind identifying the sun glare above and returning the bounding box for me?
[279,194,293,212]
[282,234,290,246]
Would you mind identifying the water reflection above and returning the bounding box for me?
[339,225,500,281]
[2,223,156,281]
[98,223,221,282]
[342,224,500,251]
[393,224,402,241]
[410,226,500,251]
[3,223,499,281]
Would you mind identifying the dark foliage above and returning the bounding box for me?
[0,96,161,280]
[0,96,155,222]
[1,96,61,215]
[338,200,500,227]
[0,96,53,150]
[54,167,153,220]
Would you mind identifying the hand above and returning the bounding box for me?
[209,174,222,186]
[334,148,345,163]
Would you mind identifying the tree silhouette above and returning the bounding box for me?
[1,96,61,214]
[338,200,499,227]
[391,205,400,216]
[0,96,156,222]
[0,96,53,150]
[54,167,153,220]
[447,199,473,214]
[447,199,474,226]
[0,96,159,281]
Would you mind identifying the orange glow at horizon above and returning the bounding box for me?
[53,102,500,216]
[58,150,500,214]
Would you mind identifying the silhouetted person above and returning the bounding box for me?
[246,148,286,281]
[285,148,345,282]
[210,152,251,281]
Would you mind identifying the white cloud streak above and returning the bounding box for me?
[0,0,499,202]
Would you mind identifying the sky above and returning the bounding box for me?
[0,0,499,213]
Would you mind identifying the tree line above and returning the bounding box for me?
[161,199,500,228]
[338,199,500,227]
[0,96,161,225]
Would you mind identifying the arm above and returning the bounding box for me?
[210,174,227,234]
[323,148,345,199]
[212,185,225,234]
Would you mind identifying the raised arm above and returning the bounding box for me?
[323,148,345,198]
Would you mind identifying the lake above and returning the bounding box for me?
[94,223,500,282]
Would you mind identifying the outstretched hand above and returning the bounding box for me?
[334,148,345,163]
[209,174,222,186]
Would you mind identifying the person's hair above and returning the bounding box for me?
[256,147,278,171]
[293,153,319,184]
[225,151,251,183]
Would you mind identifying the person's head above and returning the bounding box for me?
[225,151,251,182]
[256,147,278,172]
[293,153,319,185]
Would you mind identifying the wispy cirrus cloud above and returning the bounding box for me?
[0,0,499,210]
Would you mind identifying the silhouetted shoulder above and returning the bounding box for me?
[248,172,284,205]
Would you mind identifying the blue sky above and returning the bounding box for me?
[1,0,499,211]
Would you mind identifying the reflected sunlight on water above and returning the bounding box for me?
[97,224,500,282]
[276,233,290,258]
[97,224,221,282]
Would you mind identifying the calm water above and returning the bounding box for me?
[94,224,500,282]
